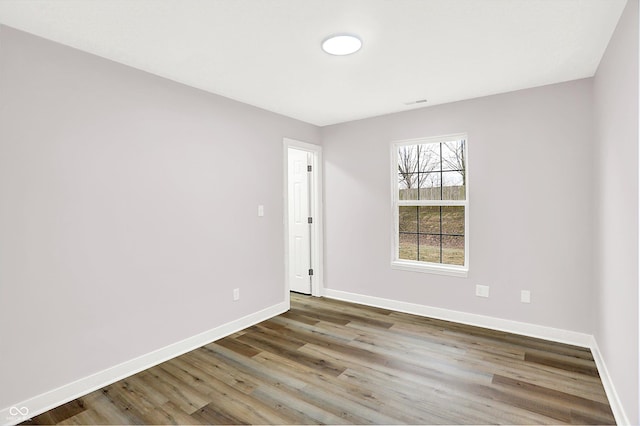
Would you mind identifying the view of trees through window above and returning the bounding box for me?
[396,138,466,266]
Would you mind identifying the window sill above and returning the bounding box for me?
[391,260,468,278]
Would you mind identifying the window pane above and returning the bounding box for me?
[441,140,465,171]
[399,233,418,261]
[398,146,419,201]
[418,206,440,233]
[441,171,465,200]
[398,145,418,173]
[399,206,418,232]
[399,173,418,200]
[442,235,464,265]
[418,234,440,263]
[418,143,440,173]
[398,142,440,200]
[418,172,441,200]
[441,206,464,235]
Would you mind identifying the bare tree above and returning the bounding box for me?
[398,145,438,192]
[398,145,417,190]
[441,140,466,185]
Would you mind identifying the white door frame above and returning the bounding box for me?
[283,138,323,299]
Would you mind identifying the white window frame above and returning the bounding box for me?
[390,133,469,277]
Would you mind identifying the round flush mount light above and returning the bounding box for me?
[321,34,362,56]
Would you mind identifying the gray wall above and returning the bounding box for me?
[322,79,596,333]
[593,0,639,423]
[0,25,319,408]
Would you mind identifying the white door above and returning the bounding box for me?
[288,148,312,294]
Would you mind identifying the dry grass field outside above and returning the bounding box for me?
[398,205,464,265]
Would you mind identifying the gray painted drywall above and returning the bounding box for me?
[593,0,639,423]
[321,79,595,333]
[0,25,319,409]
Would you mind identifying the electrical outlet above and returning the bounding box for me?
[475,285,489,298]
[233,288,240,301]
[521,290,531,303]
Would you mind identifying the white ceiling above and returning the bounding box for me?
[0,0,628,126]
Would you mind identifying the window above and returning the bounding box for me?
[391,134,468,276]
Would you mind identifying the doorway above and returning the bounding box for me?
[284,138,323,297]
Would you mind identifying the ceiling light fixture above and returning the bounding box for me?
[322,34,362,56]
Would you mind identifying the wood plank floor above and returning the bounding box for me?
[24,294,615,425]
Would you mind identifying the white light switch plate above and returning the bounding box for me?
[258,205,264,216]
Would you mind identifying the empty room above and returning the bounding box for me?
[0,0,638,425]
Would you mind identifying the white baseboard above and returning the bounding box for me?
[323,288,630,424]
[590,336,630,425]
[323,288,592,346]
[0,301,288,426]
